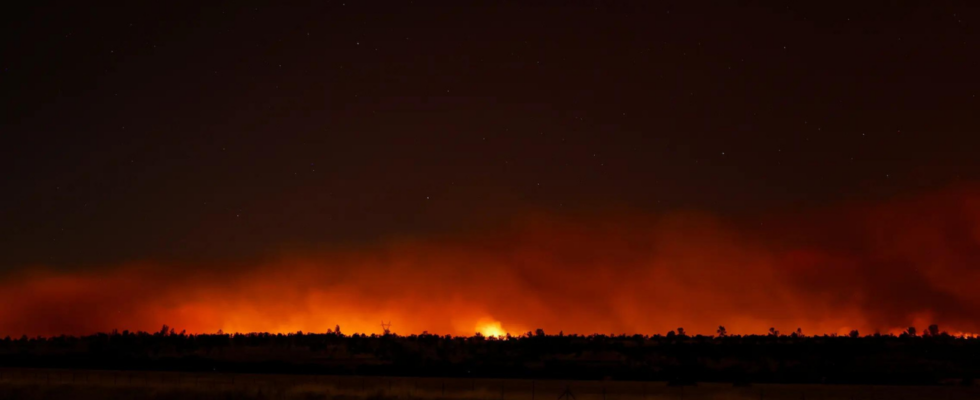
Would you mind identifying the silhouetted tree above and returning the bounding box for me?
[928,324,940,337]
[906,326,917,337]
[4,326,979,385]
[534,329,545,337]
[677,327,686,337]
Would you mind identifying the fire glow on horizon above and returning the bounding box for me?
[476,319,509,338]
[2,185,980,338]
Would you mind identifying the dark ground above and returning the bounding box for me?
[1,368,979,400]
[2,331,979,386]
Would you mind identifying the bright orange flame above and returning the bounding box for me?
[477,319,507,338]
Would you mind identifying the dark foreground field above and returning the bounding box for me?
[1,369,978,400]
[4,331,980,385]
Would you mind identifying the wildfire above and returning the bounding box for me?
[477,319,507,338]
[1,184,980,338]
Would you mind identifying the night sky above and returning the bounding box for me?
[2,2,979,337]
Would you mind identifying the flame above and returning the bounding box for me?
[476,319,508,338]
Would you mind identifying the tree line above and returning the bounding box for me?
[1,325,978,385]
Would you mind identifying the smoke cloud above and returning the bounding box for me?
[2,184,979,337]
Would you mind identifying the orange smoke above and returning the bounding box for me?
[2,184,980,337]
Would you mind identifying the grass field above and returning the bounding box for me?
[0,368,977,400]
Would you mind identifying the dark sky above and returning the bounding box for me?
[2,1,978,270]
